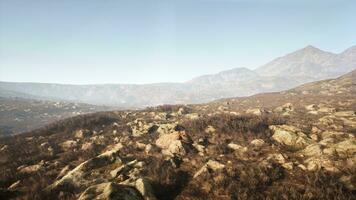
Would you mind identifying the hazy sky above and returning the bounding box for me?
[1,0,355,84]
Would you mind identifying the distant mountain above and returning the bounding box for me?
[0,45,355,107]
[256,45,356,82]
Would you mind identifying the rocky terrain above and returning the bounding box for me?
[0,97,114,136]
[0,70,355,199]
[1,45,355,107]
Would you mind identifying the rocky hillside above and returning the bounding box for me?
[1,45,355,107]
[0,70,355,199]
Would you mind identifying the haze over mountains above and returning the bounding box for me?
[1,45,355,107]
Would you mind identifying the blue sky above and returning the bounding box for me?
[0,0,355,84]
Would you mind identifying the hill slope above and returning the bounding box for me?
[0,97,114,136]
[0,70,355,199]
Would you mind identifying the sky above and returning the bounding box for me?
[0,0,355,84]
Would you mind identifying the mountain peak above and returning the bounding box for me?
[304,45,318,49]
[341,45,356,55]
[298,45,324,54]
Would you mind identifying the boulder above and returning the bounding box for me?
[339,175,356,191]
[227,143,247,153]
[192,143,205,153]
[321,131,345,139]
[134,178,157,200]
[162,140,186,157]
[135,142,146,150]
[246,108,263,116]
[269,125,312,149]
[78,182,143,200]
[301,144,323,157]
[0,145,8,152]
[332,139,356,157]
[81,142,96,151]
[60,140,78,150]
[305,104,318,111]
[47,143,123,190]
[275,103,294,114]
[155,132,180,149]
[193,160,225,178]
[206,160,225,171]
[8,180,21,190]
[334,111,355,117]
[185,113,199,120]
[317,105,336,113]
[250,139,265,148]
[74,129,86,138]
[267,153,286,164]
[155,130,191,157]
[18,160,44,174]
[204,126,216,134]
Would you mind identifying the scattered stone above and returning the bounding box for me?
[282,162,294,170]
[185,113,199,120]
[193,143,205,153]
[250,139,265,148]
[0,145,8,152]
[305,104,318,111]
[74,129,85,138]
[81,142,95,151]
[193,160,225,178]
[204,126,216,134]
[227,143,247,152]
[275,103,294,115]
[60,140,78,150]
[8,180,21,190]
[267,153,286,164]
[136,142,146,150]
[246,108,264,116]
[145,144,153,154]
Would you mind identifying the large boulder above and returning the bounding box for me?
[162,140,186,157]
[269,125,312,149]
[155,132,180,149]
[47,143,123,190]
[155,129,191,157]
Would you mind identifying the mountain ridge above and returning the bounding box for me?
[1,45,355,107]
